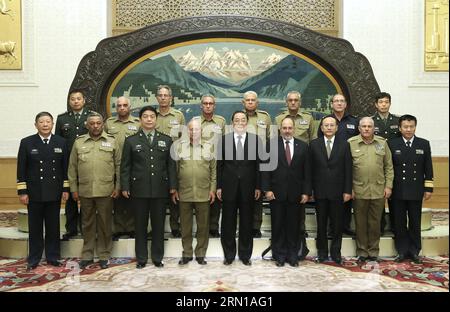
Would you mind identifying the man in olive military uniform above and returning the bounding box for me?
[68,112,121,270]
[275,91,316,144]
[318,94,360,237]
[155,85,185,238]
[242,91,271,238]
[172,118,216,265]
[121,106,177,269]
[348,117,393,262]
[105,96,140,240]
[17,112,70,270]
[388,115,433,264]
[274,91,316,259]
[195,94,226,238]
[55,89,91,240]
[371,92,401,235]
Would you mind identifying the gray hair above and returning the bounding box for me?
[286,91,302,100]
[243,91,258,99]
[116,96,131,106]
[201,94,216,104]
[359,116,374,126]
[86,111,103,122]
[157,85,172,97]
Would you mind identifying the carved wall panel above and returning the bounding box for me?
[425,0,449,71]
[112,0,340,37]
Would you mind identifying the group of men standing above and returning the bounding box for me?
[16,86,433,270]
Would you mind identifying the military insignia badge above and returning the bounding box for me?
[54,148,63,153]
[158,141,167,148]
[416,149,424,154]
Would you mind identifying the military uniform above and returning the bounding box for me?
[318,112,360,235]
[55,108,91,236]
[388,136,433,258]
[156,107,185,235]
[245,110,271,236]
[372,112,400,141]
[372,112,400,234]
[68,132,121,262]
[275,111,316,144]
[17,134,69,267]
[197,114,226,235]
[348,135,394,258]
[175,140,216,259]
[120,129,177,265]
[105,116,140,237]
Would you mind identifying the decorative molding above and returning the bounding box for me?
[70,16,379,117]
[424,0,449,72]
[111,0,340,37]
[0,0,36,87]
[409,0,449,88]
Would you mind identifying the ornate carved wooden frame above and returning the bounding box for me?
[69,16,380,117]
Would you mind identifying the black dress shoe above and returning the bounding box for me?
[223,259,233,265]
[61,232,77,241]
[128,231,135,239]
[241,259,252,266]
[288,261,299,267]
[411,255,422,264]
[315,257,326,263]
[394,255,406,263]
[136,262,146,269]
[275,260,285,267]
[178,257,193,265]
[298,248,310,261]
[171,230,181,238]
[99,260,109,269]
[154,261,164,267]
[112,233,121,241]
[367,256,380,262]
[47,260,62,267]
[252,229,262,238]
[209,230,220,238]
[357,256,367,263]
[333,257,343,265]
[26,263,38,270]
[79,259,94,269]
[196,257,207,265]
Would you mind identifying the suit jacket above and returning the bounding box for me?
[388,136,434,200]
[309,137,352,200]
[262,136,312,202]
[17,134,69,202]
[120,129,177,198]
[217,132,262,201]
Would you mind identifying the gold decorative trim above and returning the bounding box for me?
[16,182,26,190]
[425,0,449,71]
[425,180,435,188]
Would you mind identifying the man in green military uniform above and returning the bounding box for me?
[348,117,393,262]
[196,94,226,238]
[120,106,177,269]
[371,92,401,235]
[242,91,271,238]
[68,112,121,270]
[172,118,216,265]
[55,89,92,240]
[155,85,185,238]
[275,91,317,144]
[104,96,140,240]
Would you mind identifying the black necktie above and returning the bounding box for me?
[75,113,80,123]
[148,133,153,144]
[43,138,49,144]
[406,141,411,148]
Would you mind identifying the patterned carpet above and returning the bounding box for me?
[1,256,447,292]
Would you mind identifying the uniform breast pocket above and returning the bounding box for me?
[296,125,309,134]
[77,148,92,162]
[99,146,114,154]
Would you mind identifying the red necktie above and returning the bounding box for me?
[285,140,291,166]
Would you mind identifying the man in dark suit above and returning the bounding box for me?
[388,114,433,264]
[310,116,352,265]
[318,94,359,237]
[55,89,91,240]
[17,112,69,270]
[120,106,177,269]
[262,116,311,267]
[216,111,262,266]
